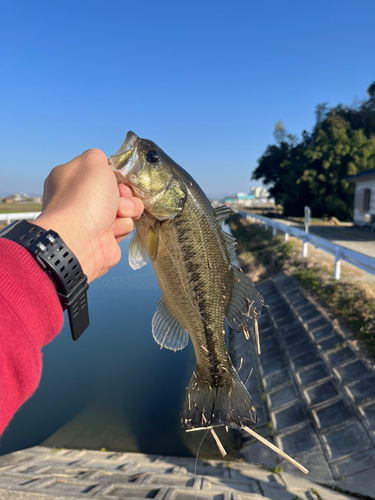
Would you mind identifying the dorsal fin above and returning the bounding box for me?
[221,230,237,263]
[226,266,264,334]
[213,206,237,262]
[213,206,232,227]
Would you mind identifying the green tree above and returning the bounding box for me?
[301,112,375,219]
[252,84,375,220]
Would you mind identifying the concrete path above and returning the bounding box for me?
[0,445,356,500]
[272,220,375,259]
[230,273,375,498]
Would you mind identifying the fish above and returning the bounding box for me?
[109,131,263,431]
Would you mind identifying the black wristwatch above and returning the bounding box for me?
[0,219,89,341]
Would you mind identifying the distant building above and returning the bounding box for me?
[224,197,236,206]
[347,168,375,229]
[6,194,22,203]
[236,193,255,207]
[3,193,37,203]
[249,186,274,205]
[220,187,275,208]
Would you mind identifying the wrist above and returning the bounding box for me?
[0,219,90,341]
[32,212,93,283]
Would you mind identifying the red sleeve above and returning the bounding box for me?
[0,239,64,435]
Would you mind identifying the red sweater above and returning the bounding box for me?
[0,239,63,435]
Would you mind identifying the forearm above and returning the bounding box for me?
[0,148,143,436]
[0,239,63,435]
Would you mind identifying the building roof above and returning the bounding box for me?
[346,168,375,183]
[237,194,255,200]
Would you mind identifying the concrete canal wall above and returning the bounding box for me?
[0,445,356,500]
[231,272,375,498]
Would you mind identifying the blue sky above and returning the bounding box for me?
[1,0,374,198]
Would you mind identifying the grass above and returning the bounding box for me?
[228,214,375,357]
[0,203,42,213]
[269,465,283,475]
[228,214,298,281]
[294,266,375,355]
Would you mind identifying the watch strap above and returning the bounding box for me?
[0,219,89,341]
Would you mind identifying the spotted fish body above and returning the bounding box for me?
[110,132,263,430]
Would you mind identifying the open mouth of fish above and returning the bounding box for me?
[108,130,138,174]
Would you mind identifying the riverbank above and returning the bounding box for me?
[228,213,375,357]
[0,203,42,214]
[229,271,375,497]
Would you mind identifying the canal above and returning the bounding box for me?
[0,229,236,459]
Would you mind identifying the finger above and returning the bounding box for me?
[117,196,144,219]
[80,148,107,161]
[116,234,129,244]
[118,183,135,198]
[112,216,134,239]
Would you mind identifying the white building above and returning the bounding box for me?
[347,168,375,228]
[222,187,275,207]
[248,186,275,206]
[236,193,255,207]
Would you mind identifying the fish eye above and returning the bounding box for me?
[146,150,159,163]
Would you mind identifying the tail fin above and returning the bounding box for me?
[180,366,257,430]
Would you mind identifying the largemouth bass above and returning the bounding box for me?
[109,131,263,431]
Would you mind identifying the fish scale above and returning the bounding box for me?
[135,193,233,388]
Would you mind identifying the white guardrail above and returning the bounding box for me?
[2,210,375,280]
[0,212,41,225]
[237,210,375,280]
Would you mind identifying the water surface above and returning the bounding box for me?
[0,233,198,456]
[0,227,238,460]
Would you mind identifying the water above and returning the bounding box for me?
[0,233,198,457]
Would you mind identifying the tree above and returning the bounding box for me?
[252,85,375,220]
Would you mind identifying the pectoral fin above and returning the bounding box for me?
[128,230,147,269]
[147,220,160,262]
[152,296,189,351]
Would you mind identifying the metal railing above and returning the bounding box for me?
[237,210,375,280]
[0,212,41,225]
[2,210,374,280]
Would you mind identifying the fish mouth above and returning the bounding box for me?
[109,130,139,173]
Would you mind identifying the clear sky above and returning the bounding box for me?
[1,0,374,198]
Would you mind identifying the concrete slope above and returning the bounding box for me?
[230,273,375,498]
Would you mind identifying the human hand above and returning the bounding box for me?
[33,149,144,283]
